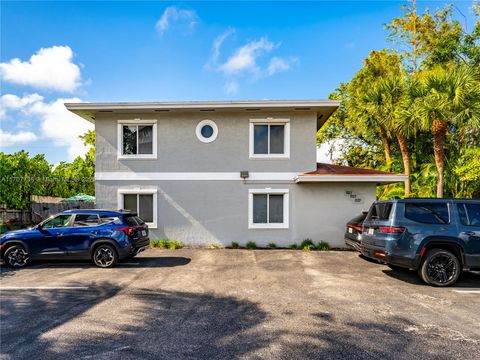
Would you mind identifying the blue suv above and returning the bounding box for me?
[0,210,149,268]
[361,199,480,286]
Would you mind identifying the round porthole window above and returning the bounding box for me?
[196,120,218,143]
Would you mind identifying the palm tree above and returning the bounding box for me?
[413,66,480,197]
[363,75,413,196]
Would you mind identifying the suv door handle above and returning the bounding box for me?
[462,231,475,236]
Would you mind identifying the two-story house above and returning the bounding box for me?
[65,100,406,247]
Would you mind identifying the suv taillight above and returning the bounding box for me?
[347,225,363,231]
[117,226,135,237]
[379,226,406,234]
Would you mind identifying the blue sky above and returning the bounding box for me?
[1,1,477,164]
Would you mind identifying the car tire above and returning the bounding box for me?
[92,244,118,268]
[418,249,461,287]
[3,245,29,268]
[387,264,408,271]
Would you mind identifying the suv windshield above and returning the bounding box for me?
[368,202,392,221]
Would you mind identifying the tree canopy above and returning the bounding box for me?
[0,131,95,209]
[319,1,480,199]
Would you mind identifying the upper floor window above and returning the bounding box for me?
[117,119,157,159]
[249,118,290,159]
[196,119,218,143]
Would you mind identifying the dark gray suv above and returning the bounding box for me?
[361,199,480,286]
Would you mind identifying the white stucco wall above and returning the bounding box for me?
[96,180,376,248]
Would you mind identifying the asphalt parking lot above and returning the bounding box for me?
[1,249,479,360]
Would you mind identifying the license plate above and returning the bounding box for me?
[348,228,353,234]
[368,228,375,235]
[141,230,147,236]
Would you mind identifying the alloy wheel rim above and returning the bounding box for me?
[7,248,28,267]
[95,247,114,267]
[427,254,457,284]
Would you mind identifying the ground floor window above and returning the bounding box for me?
[118,189,157,228]
[248,189,289,229]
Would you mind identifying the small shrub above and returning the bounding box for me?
[150,239,170,249]
[300,239,314,249]
[267,242,277,249]
[150,240,162,248]
[289,243,298,250]
[246,241,257,249]
[168,240,183,249]
[231,242,240,249]
[208,243,222,249]
[303,244,316,251]
[316,241,331,251]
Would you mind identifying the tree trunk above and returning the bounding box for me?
[396,131,411,197]
[432,119,448,198]
[379,126,392,170]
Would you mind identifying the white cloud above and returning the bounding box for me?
[206,31,297,94]
[0,129,37,147]
[218,37,277,76]
[26,97,93,160]
[0,93,93,159]
[224,80,239,95]
[268,57,294,76]
[317,140,343,164]
[0,93,44,118]
[156,7,198,34]
[0,46,81,92]
[205,28,235,70]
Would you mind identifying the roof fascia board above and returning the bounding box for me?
[295,175,407,183]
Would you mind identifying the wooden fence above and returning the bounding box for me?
[0,202,95,226]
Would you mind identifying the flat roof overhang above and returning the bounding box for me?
[64,100,341,130]
[295,174,408,184]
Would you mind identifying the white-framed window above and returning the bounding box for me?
[249,118,290,159]
[196,119,218,143]
[248,189,289,229]
[117,188,158,228]
[117,119,157,159]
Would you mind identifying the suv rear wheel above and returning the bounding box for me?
[92,244,118,268]
[419,249,461,287]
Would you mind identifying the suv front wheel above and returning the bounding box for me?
[4,245,29,268]
[419,249,461,287]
